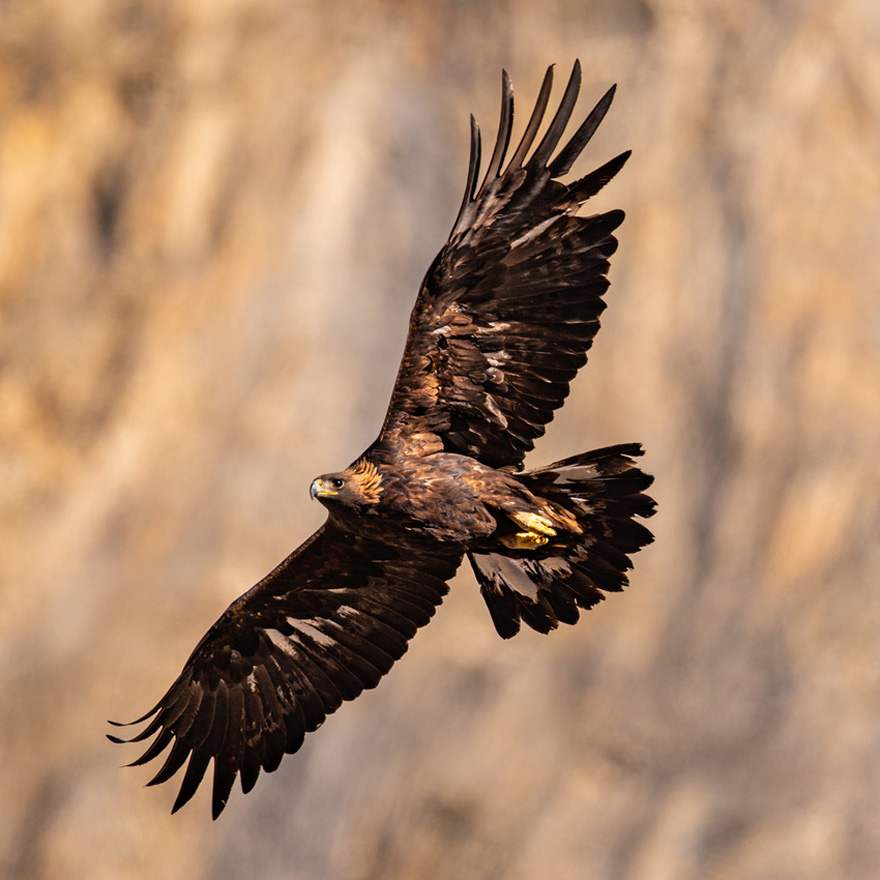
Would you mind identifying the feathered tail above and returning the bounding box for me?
[468,443,655,638]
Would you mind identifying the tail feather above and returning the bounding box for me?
[469,443,655,639]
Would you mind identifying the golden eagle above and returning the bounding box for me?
[110,60,656,818]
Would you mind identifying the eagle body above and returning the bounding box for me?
[111,61,657,819]
[320,454,494,540]
[315,452,556,547]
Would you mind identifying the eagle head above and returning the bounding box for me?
[309,459,384,509]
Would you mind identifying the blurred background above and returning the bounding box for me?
[2,0,880,878]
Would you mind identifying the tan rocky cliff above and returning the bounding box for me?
[2,2,879,878]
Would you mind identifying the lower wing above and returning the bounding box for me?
[109,524,461,818]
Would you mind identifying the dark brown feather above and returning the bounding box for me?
[110,525,460,818]
[469,444,655,638]
[378,62,630,469]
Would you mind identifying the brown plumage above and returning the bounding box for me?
[110,60,656,818]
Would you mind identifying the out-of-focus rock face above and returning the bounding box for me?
[2,1,879,878]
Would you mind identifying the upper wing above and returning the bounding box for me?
[378,60,630,470]
[109,525,461,818]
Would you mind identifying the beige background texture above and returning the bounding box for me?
[2,1,880,878]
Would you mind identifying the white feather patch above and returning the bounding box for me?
[288,618,338,648]
[264,628,298,658]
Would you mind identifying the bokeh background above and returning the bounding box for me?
[3,1,880,878]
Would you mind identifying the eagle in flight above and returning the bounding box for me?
[110,60,656,818]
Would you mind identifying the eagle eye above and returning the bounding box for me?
[330,477,344,489]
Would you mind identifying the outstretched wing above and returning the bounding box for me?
[378,60,629,470]
[109,525,461,818]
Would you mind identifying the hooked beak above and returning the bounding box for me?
[309,478,336,500]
